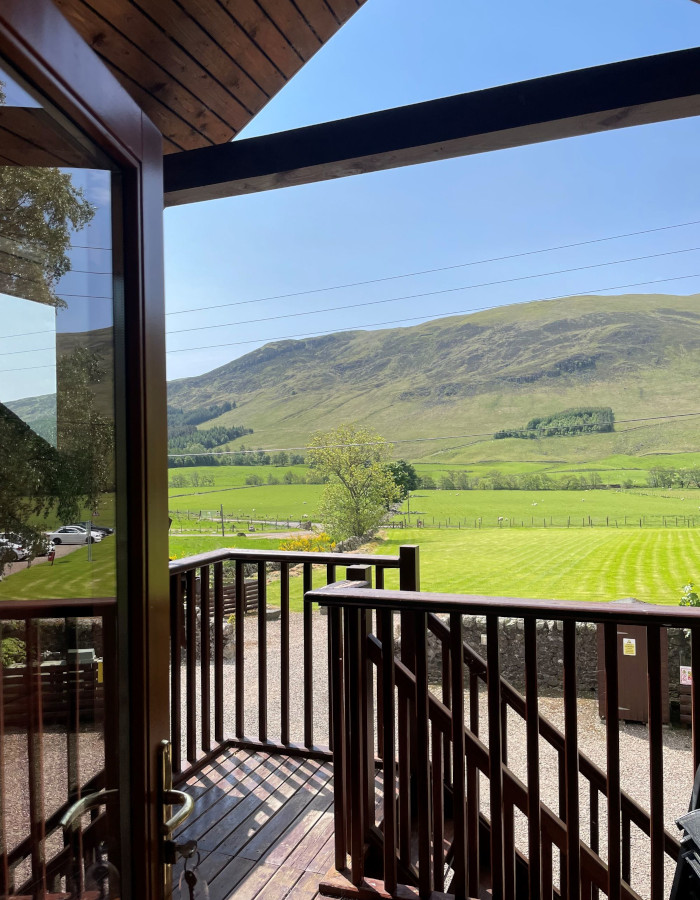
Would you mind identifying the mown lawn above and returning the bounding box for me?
[0,538,116,600]
[377,527,700,604]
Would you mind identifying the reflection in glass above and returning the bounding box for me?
[0,57,120,898]
[0,68,116,602]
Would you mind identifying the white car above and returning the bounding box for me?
[0,539,29,561]
[46,526,103,545]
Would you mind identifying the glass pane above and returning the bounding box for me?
[0,66,116,601]
[0,60,120,899]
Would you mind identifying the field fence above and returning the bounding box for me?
[168,509,308,533]
[389,513,700,530]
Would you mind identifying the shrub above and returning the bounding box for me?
[1,637,26,666]
[279,532,336,553]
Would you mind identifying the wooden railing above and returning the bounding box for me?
[167,545,420,781]
[309,578,700,900]
[0,598,117,897]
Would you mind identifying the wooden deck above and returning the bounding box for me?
[174,749,336,900]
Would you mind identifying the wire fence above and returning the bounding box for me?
[389,513,700,530]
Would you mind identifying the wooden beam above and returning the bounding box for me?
[164,47,700,206]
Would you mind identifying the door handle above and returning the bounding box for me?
[159,740,196,867]
[60,789,118,833]
[162,789,194,835]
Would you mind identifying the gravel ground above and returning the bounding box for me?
[3,608,692,898]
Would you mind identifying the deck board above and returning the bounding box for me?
[174,750,336,899]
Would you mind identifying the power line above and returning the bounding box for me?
[165,246,700,336]
[165,218,700,317]
[164,271,700,355]
[165,411,700,457]
[5,244,700,344]
[2,271,699,367]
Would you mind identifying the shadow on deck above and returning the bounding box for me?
[174,750,336,900]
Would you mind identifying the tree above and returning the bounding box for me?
[307,423,400,540]
[0,403,82,575]
[0,167,94,308]
[56,347,114,516]
[388,460,419,498]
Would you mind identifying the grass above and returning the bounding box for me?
[0,538,116,600]
[169,534,286,558]
[396,488,700,527]
[376,527,698,605]
[168,483,324,522]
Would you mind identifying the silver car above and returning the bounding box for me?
[46,526,103,545]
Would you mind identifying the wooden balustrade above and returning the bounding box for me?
[0,599,117,897]
[310,582,700,900]
[167,546,420,781]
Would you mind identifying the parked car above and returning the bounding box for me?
[0,539,30,561]
[3,533,50,556]
[45,526,103,545]
[73,521,114,536]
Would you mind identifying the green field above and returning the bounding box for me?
[376,528,699,605]
[169,483,324,523]
[395,488,700,528]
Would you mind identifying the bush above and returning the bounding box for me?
[279,532,336,553]
[1,637,26,666]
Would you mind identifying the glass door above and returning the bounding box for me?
[0,6,170,898]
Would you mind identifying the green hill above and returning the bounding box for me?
[166,293,700,463]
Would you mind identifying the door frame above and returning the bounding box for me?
[0,4,170,899]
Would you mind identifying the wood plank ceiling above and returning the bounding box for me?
[54,0,367,153]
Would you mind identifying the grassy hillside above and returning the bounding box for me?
[166,293,700,463]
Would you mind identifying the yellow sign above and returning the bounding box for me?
[97,661,103,684]
[622,638,636,657]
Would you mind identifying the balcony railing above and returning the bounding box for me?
[167,545,420,781]
[308,576,700,900]
[0,598,117,897]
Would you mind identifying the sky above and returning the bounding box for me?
[163,0,700,384]
[2,0,700,403]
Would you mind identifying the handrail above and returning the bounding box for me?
[0,597,116,619]
[365,634,643,900]
[168,546,404,574]
[317,579,693,899]
[308,582,700,626]
[424,614,682,860]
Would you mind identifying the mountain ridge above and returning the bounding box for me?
[10,294,700,463]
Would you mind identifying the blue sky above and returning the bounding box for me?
[3,0,699,403]
[163,0,700,383]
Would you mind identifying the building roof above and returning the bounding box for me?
[54,0,367,153]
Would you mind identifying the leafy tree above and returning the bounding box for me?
[0,403,81,575]
[56,347,114,515]
[271,451,289,467]
[307,423,400,540]
[388,460,419,498]
[0,167,94,308]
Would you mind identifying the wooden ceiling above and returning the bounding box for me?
[54,0,367,153]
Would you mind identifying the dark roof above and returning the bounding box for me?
[55,0,367,152]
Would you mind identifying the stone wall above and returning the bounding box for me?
[424,615,692,703]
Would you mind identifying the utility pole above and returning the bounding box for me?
[220,504,225,537]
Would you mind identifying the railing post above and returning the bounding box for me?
[346,565,375,871]
[330,601,346,873]
[398,545,420,821]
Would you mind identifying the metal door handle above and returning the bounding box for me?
[162,789,194,835]
[60,789,118,834]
